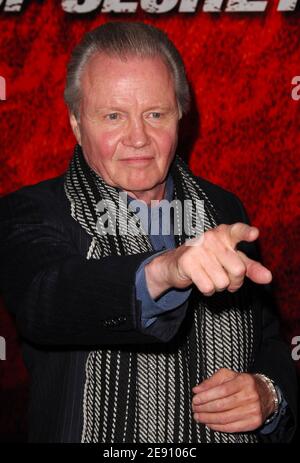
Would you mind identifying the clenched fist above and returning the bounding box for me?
[145,222,272,299]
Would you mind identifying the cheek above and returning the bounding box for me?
[85,127,121,160]
[154,128,178,157]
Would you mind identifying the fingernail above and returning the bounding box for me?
[265,269,272,278]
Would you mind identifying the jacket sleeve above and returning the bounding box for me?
[232,192,298,442]
[0,186,184,347]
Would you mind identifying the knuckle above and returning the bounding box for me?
[241,373,255,389]
[221,385,230,397]
[177,252,194,276]
[219,367,230,376]
[245,373,255,386]
[178,251,190,269]
[215,399,225,412]
[217,369,237,386]
[216,276,230,291]
[201,282,215,295]
[231,263,246,278]
[236,373,247,388]
[203,229,216,246]
[216,224,227,234]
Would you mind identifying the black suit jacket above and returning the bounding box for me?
[0,173,297,442]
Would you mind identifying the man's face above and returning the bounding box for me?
[70,53,180,199]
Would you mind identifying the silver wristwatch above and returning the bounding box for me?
[254,373,282,424]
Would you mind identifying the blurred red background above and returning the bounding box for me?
[0,0,299,442]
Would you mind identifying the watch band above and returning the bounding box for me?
[253,373,282,424]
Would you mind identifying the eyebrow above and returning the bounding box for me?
[94,105,176,113]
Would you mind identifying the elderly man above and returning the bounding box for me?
[0,22,297,443]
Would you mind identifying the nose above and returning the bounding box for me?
[122,117,150,149]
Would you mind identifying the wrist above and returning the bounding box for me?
[144,251,172,299]
[254,373,282,423]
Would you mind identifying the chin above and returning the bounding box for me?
[122,182,156,193]
[119,176,161,193]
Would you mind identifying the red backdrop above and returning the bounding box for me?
[0,0,299,441]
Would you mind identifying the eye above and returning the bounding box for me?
[150,112,161,119]
[105,113,119,121]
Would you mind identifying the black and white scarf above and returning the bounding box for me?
[64,145,258,443]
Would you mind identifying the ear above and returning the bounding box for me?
[69,113,82,145]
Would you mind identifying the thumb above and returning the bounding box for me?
[192,368,237,393]
[237,251,272,285]
[229,223,259,249]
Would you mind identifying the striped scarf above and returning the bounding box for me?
[64,145,258,443]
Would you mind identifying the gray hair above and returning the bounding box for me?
[64,22,190,119]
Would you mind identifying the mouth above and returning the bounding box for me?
[119,156,154,164]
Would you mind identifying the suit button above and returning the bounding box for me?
[103,316,126,327]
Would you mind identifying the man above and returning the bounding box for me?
[0,22,297,443]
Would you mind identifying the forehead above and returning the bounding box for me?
[80,52,176,107]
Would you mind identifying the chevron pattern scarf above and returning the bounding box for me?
[64,144,258,443]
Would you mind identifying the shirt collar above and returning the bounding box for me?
[126,172,174,206]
